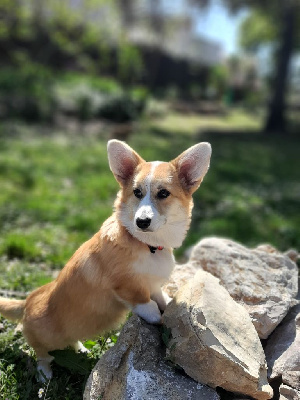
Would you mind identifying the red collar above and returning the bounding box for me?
[148,245,164,254]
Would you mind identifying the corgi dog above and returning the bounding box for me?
[0,139,211,381]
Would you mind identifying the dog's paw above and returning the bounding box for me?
[73,341,90,354]
[133,300,162,324]
[37,358,53,383]
[151,290,172,312]
[159,292,172,311]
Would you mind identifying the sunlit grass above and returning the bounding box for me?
[150,106,263,135]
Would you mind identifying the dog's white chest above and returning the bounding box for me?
[132,249,175,282]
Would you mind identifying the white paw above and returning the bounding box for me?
[164,292,172,304]
[133,300,162,324]
[37,358,53,382]
[151,290,172,312]
[73,341,90,354]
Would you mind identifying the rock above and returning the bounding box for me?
[190,237,299,338]
[279,384,300,400]
[163,262,199,298]
[84,315,220,400]
[162,270,273,400]
[284,249,299,263]
[264,304,300,388]
[282,371,300,390]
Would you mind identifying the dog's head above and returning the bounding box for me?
[107,140,211,248]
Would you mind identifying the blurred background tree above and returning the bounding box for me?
[238,1,300,133]
[190,0,300,133]
[2,0,300,132]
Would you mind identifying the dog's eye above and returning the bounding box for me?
[157,189,170,199]
[133,188,143,199]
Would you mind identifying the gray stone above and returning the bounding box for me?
[279,384,300,400]
[264,304,300,388]
[282,371,300,391]
[84,315,219,400]
[163,262,199,298]
[163,270,273,400]
[190,237,299,338]
[284,249,299,263]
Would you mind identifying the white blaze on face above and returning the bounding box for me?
[118,158,190,248]
[134,162,165,231]
[109,139,211,249]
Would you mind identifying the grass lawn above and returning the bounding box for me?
[0,107,299,399]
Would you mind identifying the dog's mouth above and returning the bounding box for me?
[136,227,153,233]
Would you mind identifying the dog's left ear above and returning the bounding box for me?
[107,140,144,185]
[172,142,212,193]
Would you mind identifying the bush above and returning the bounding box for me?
[54,80,106,120]
[0,63,56,122]
[0,65,148,123]
[97,89,148,123]
[54,73,148,122]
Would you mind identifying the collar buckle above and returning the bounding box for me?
[148,245,164,254]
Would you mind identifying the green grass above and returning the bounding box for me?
[0,323,119,399]
[0,107,299,399]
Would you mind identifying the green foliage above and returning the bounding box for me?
[0,360,20,399]
[117,42,145,84]
[49,349,94,376]
[0,66,148,123]
[55,72,148,122]
[97,91,148,123]
[161,325,172,347]
[0,0,147,89]
[208,64,229,99]
[0,62,56,121]
[239,10,277,51]
[243,90,265,110]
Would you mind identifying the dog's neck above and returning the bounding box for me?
[118,211,190,249]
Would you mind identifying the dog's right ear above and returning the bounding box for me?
[107,140,144,185]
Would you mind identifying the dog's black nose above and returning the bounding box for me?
[136,218,151,230]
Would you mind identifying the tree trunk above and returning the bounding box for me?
[264,1,296,134]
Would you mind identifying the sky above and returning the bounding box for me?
[160,0,249,56]
[193,2,249,56]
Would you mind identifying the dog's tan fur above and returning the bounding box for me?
[0,139,211,380]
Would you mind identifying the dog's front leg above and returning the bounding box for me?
[132,300,162,324]
[151,289,172,312]
[115,283,162,324]
[37,355,54,382]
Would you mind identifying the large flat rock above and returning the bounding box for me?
[264,304,300,389]
[84,315,220,400]
[163,270,273,400]
[189,237,298,338]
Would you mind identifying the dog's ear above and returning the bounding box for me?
[107,140,144,185]
[172,142,211,193]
